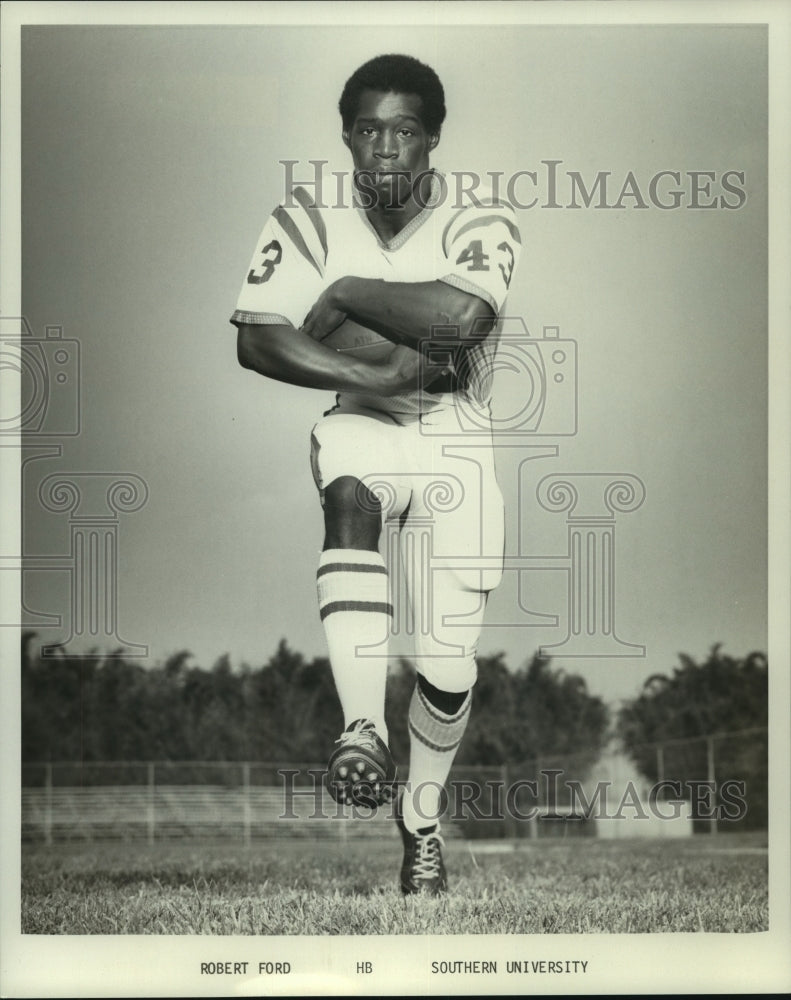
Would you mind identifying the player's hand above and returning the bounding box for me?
[301,282,347,342]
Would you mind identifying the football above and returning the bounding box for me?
[321,318,397,363]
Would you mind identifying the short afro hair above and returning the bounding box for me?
[339,54,446,134]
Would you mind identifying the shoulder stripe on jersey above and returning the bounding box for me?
[292,186,328,262]
[273,205,323,277]
[446,214,522,256]
[441,203,517,256]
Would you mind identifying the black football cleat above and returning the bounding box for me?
[397,817,448,896]
[326,719,397,808]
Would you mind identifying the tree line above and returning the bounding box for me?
[21,633,609,768]
[617,644,767,829]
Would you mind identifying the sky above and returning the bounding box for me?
[11,19,771,707]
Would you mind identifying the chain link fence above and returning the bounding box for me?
[22,727,767,843]
[617,726,768,833]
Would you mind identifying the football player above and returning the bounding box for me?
[233,54,521,895]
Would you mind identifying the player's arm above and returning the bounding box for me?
[301,279,496,351]
[302,201,523,348]
[236,322,437,396]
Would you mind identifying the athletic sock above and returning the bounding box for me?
[316,548,391,742]
[402,681,472,833]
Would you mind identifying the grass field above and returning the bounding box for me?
[21,831,768,935]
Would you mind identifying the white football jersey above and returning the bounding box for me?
[231,170,522,421]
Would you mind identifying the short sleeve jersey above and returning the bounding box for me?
[231,171,522,420]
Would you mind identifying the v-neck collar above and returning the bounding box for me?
[355,171,447,253]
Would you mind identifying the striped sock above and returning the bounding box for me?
[317,549,392,741]
[402,683,472,833]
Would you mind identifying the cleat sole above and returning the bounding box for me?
[325,721,397,808]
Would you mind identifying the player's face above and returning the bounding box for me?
[344,89,439,209]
